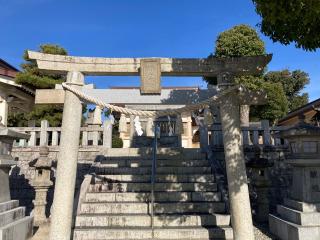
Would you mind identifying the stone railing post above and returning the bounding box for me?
[29,130,37,147]
[217,73,254,240]
[261,120,271,146]
[103,119,113,148]
[51,131,59,146]
[49,71,84,240]
[199,119,209,153]
[82,131,88,146]
[40,120,49,146]
[31,146,53,226]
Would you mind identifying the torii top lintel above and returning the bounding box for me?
[27,51,272,77]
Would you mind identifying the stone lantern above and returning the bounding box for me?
[0,127,29,202]
[247,147,273,223]
[0,127,33,240]
[30,146,53,226]
[270,116,320,240]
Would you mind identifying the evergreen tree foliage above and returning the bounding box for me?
[264,70,309,112]
[8,44,68,127]
[253,0,320,51]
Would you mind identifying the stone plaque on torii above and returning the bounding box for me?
[28,50,271,240]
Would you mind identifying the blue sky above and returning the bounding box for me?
[1,0,319,101]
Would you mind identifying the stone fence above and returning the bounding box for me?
[10,120,111,148]
[202,120,289,151]
[9,119,288,149]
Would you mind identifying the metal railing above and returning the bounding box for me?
[150,122,158,239]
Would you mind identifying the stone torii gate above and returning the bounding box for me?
[28,51,271,240]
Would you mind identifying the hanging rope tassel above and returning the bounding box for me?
[204,107,214,126]
[175,114,184,135]
[119,114,127,133]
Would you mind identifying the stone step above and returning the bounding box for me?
[73,226,233,240]
[0,200,19,214]
[75,213,230,227]
[98,159,210,167]
[269,214,320,240]
[80,202,226,214]
[89,182,217,193]
[85,192,221,203]
[284,198,320,213]
[94,174,215,183]
[94,167,212,175]
[277,204,320,226]
[0,207,25,227]
[0,216,33,240]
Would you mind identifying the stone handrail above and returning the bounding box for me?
[10,120,109,147]
[208,120,289,147]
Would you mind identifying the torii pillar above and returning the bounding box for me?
[218,73,255,240]
[49,72,84,240]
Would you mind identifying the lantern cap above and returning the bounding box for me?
[280,115,320,139]
[0,127,30,140]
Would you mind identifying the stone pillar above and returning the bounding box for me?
[49,72,84,240]
[146,117,154,137]
[31,146,53,226]
[199,119,209,153]
[52,131,59,146]
[261,120,271,146]
[218,73,254,240]
[40,120,49,146]
[185,113,193,148]
[29,131,37,147]
[103,119,113,148]
[129,115,135,147]
[0,96,8,126]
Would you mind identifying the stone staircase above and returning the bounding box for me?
[0,200,33,240]
[73,148,233,240]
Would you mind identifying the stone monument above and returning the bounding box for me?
[269,116,320,240]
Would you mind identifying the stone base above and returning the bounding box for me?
[269,199,320,240]
[0,200,33,240]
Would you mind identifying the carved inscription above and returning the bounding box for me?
[140,59,161,95]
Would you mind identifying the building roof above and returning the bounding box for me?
[0,59,19,78]
[278,98,320,126]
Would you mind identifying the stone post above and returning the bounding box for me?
[103,119,113,148]
[49,71,84,240]
[40,120,49,146]
[29,131,37,147]
[0,95,8,126]
[199,119,209,153]
[185,113,193,148]
[218,73,254,240]
[261,120,271,146]
[31,146,53,226]
[129,115,135,147]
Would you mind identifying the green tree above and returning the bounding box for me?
[214,24,266,57]
[250,82,288,124]
[8,44,67,127]
[204,24,291,124]
[264,70,309,112]
[252,0,320,51]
